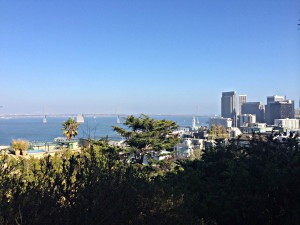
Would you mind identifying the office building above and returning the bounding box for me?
[239,114,256,127]
[267,100,294,125]
[265,95,285,124]
[267,95,285,104]
[241,102,265,123]
[221,91,237,126]
[239,95,247,115]
[295,108,300,119]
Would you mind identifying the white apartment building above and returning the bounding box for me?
[274,118,300,130]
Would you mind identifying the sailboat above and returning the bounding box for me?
[42,106,47,124]
[116,115,121,124]
[76,114,84,124]
[43,114,47,124]
[192,116,196,129]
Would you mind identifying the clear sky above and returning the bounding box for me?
[0,0,299,115]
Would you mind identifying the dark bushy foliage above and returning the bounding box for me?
[0,137,299,225]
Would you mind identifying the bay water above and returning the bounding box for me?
[0,115,210,145]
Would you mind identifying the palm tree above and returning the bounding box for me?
[62,118,79,140]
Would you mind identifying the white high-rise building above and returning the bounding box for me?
[274,118,300,130]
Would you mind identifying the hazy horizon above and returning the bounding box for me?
[0,113,217,117]
[1,0,299,115]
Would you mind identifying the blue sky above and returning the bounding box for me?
[0,0,299,115]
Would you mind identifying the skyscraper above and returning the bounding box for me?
[267,95,285,104]
[239,95,247,115]
[241,102,265,123]
[268,100,294,125]
[221,91,237,126]
[265,95,285,124]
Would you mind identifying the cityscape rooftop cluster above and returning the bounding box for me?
[218,91,300,130]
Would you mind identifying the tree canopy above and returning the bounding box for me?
[62,118,79,140]
[1,116,300,225]
[113,115,180,163]
[1,136,299,225]
[209,124,229,139]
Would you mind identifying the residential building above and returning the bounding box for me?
[241,102,265,123]
[241,123,273,133]
[274,118,300,130]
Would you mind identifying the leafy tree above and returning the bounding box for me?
[209,124,229,139]
[1,126,299,225]
[62,118,79,140]
[113,114,180,164]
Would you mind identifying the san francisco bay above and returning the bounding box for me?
[0,115,210,145]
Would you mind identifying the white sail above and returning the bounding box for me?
[43,114,47,124]
[117,115,121,124]
[192,116,196,129]
[77,114,84,124]
[42,105,47,124]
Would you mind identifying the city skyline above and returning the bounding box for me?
[1,0,299,115]
[1,92,297,117]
